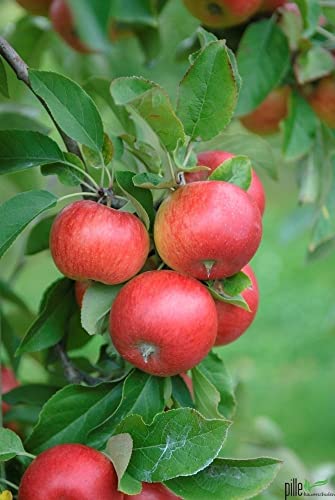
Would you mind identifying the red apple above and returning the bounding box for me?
[124,482,180,499]
[18,444,122,500]
[50,0,93,53]
[154,181,262,280]
[215,264,259,345]
[307,76,335,129]
[259,0,286,12]
[110,270,218,377]
[186,150,266,215]
[240,86,291,135]
[74,280,91,308]
[50,200,150,285]
[1,367,19,416]
[183,0,262,28]
[16,0,52,15]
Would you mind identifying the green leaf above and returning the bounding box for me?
[279,3,303,51]
[3,384,59,407]
[25,383,123,454]
[41,152,85,186]
[105,434,133,489]
[224,271,252,296]
[0,428,26,462]
[8,16,51,68]
[192,367,222,419]
[17,279,74,355]
[115,170,155,230]
[87,370,166,450]
[111,77,185,151]
[116,408,230,482]
[171,375,194,408]
[25,215,56,255]
[165,457,282,499]
[295,0,321,37]
[177,41,239,141]
[200,131,278,180]
[133,172,175,189]
[1,314,21,371]
[236,19,290,116]
[0,58,9,98]
[209,155,252,190]
[110,0,159,27]
[119,472,142,495]
[282,91,317,161]
[195,352,236,420]
[0,130,64,175]
[207,280,251,311]
[29,70,104,152]
[0,190,57,259]
[295,46,335,84]
[81,282,122,336]
[67,0,110,52]
[123,137,162,174]
[0,109,48,133]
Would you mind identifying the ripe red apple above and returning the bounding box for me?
[50,0,93,53]
[307,76,335,129]
[110,270,218,377]
[1,367,19,416]
[74,280,91,308]
[124,482,180,499]
[50,200,150,285]
[240,86,291,135]
[154,182,262,280]
[183,0,262,28]
[186,150,266,215]
[16,0,52,15]
[259,0,286,12]
[215,264,259,345]
[18,444,122,500]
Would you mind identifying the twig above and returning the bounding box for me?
[54,343,102,386]
[316,26,335,43]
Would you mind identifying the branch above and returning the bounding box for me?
[0,36,84,161]
[54,343,103,386]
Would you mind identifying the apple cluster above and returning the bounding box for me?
[49,150,264,378]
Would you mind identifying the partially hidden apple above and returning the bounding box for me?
[50,200,150,285]
[307,76,335,129]
[240,86,291,135]
[215,264,259,345]
[124,482,180,499]
[110,270,218,377]
[1,367,19,416]
[185,150,266,215]
[74,280,91,308]
[183,0,262,28]
[259,0,286,12]
[49,0,93,53]
[18,444,122,500]
[154,181,262,280]
[16,0,52,16]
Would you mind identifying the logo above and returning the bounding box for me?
[285,478,334,498]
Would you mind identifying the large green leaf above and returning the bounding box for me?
[111,77,185,151]
[177,41,239,141]
[67,0,110,51]
[0,130,64,175]
[88,370,166,450]
[208,156,252,190]
[17,279,74,355]
[25,215,56,255]
[81,282,123,335]
[0,58,9,98]
[1,314,21,371]
[0,190,57,259]
[116,408,230,482]
[165,458,282,499]
[236,19,290,116]
[282,91,317,161]
[25,383,123,454]
[29,70,104,152]
[0,109,48,133]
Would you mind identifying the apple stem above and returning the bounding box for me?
[203,259,216,278]
[58,192,99,203]
[316,26,335,43]
[139,343,157,363]
[183,140,193,167]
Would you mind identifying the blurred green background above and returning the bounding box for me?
[1,0,334,493]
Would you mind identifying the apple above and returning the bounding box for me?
[50,200,150,285]
[74,280,91,308]
[49,0,93,53]
[110,270,218,377]
[259,0,286,12]
[18,444,122,500]
[240,86,291,135]
[1,367,19,416]
[182,0,262,28]
[186,150,266,215]
[154,181,262,280]
[124,482,180,499]
[307,76,335,129]
[16,0,52,16]
[215,264,259,345]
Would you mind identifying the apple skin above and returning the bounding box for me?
[259,0,286,12]
[16,0,52,15]
[50,201,150,285]
[307,76,335,129]
[124,482,180,499]
[154,181,262,280]
[50,0,93,53]
[240,86,291,135]
[18,444,122,500]
[110,270,218,377]
[1,367,19,416]
[215,264,259,346]
[74,280,91,308]
[183,0,262,28]
[186,150,266,215]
